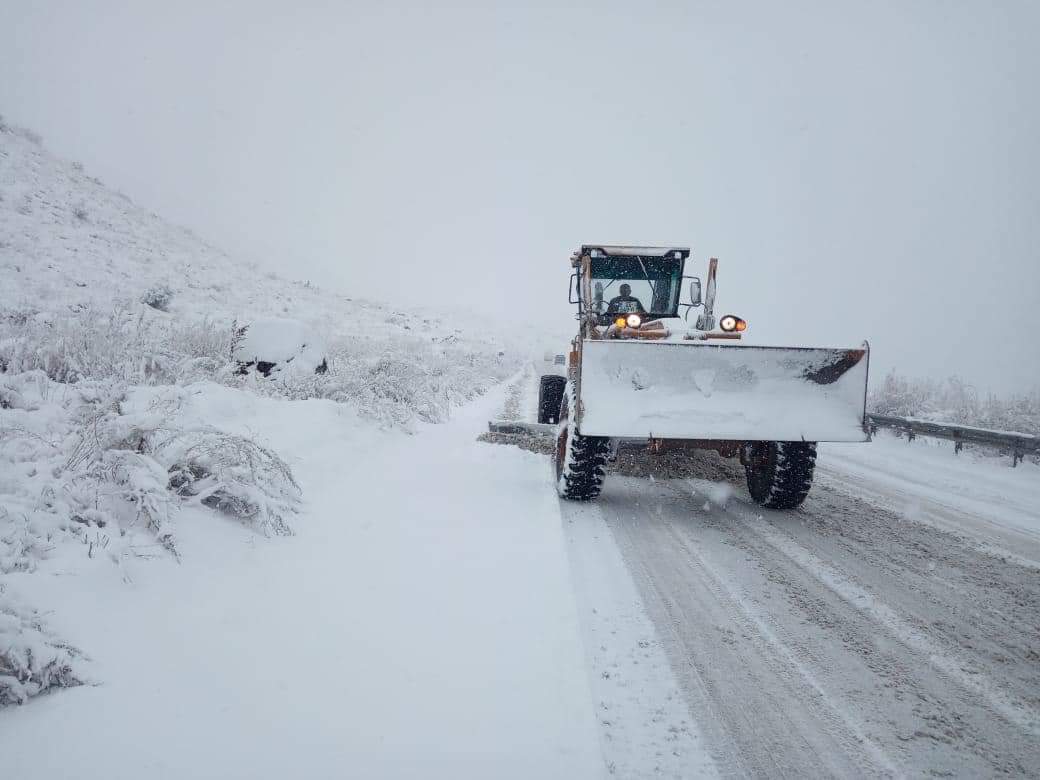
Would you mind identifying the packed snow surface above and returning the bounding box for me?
[0,382,604,779]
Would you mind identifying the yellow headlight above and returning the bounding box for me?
[626,314,642,328]
[614,317,627,328]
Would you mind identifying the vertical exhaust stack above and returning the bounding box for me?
[695,257,718,331]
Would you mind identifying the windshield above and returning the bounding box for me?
[589,256,682,319]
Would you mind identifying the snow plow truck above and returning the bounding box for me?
[540,245,870,510]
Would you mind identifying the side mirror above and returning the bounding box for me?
[568,273,579,304]
[686,276,702,306]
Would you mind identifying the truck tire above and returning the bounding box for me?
[538,375,567,425]
[744,441,817,510]
[554,383,610,500]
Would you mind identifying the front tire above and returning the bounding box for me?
[744,441,817,510]
[538,375,567,424]
[554,383,610,500]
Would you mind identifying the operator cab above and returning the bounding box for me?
[581,245,690,326]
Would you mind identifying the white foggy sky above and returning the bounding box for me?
[2,1,1038,392]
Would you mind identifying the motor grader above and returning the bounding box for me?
[539,245,870,510]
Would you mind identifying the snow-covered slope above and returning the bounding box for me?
[0,119,490,342]
[0,119,528,712]
[0,119,341,326]
[0,118,518,424]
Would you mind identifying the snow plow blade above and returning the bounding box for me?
[578,340,870,442]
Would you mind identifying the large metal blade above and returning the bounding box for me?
[578,339,869,442]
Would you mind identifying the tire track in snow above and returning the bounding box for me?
[712,491,1040,738]
[562,500,720,779]
[815,463,1040,569]
[585,475,1040,777]
[596,481,895,778]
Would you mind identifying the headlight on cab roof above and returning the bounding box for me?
[626,314,642,328]
[720,315,747,332]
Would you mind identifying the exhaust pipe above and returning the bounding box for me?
[695,257,718,331]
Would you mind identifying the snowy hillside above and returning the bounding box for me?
[0,118,518,424]
[0,119,522,707]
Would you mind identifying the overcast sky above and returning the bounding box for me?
[2,1,1037,392]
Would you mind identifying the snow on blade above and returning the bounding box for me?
[579,340,869,441]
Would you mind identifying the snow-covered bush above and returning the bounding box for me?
[258,331,513,430]
[141,283,174,312]
[0,304,235,386]
[158,429,300,537]
[0,372,302,578]
[1,373,178,571]
[0,597,85,706]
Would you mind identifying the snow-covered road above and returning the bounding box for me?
[563,450,1040,777]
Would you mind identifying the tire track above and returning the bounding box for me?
[600,483,895,778]
[590,475,1040,777]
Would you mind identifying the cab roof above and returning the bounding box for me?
[580,245,690,259]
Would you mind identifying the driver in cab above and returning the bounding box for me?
[607,283,645,314]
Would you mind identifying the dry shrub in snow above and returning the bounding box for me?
[159,429,299,537]
[1,304,514,431]
[0,372,300,577]
[0,303,235,386]
[0,373,179,571]
[140,283,174,312]
[0,597,85,706]
[260,333,513,430]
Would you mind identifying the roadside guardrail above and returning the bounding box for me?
[867,414,1039,466]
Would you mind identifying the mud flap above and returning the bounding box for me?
[578,339,869,442]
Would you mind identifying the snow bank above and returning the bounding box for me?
[0,372,305,705]
[0,378,604,778]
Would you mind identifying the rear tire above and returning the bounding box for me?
[554,383,610,500]
[538,375,567,425]
[744,441,817,510]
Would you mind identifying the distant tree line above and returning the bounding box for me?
[870,370,1040,436]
